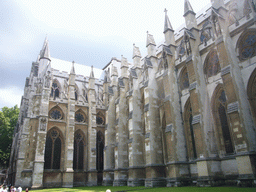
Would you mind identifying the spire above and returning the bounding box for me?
[90,65,94,78]
[132,44,141,59]
[70,61,75,74]
[164,9,173,33]
[184,0,195,17]
[39,36,51,61]
[146,31,156,47]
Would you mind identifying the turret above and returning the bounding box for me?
[38,37,51,76]
[184,0,197,29]
[111,64,118,87]
[132,44,141,67]
[39,36,51,61]
[146,32,156,57]
[121,55,129,78]
[89,65,95,89]
[163,9,175,46]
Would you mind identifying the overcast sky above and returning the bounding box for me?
[0,0,210,108]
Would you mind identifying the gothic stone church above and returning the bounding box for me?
[8,0,256,188]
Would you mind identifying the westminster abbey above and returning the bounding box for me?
[8,0,256,188]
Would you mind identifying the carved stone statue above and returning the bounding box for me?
[40,118,47,131]
[44,71,51,88]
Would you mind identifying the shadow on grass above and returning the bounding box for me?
[31,186,256,192]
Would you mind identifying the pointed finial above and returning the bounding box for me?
[70,61,75,74]
[164,8,174,33]
[90,65,94,78]
[133,43,141,59]
[164,8,168,15]
[40,36,51,61]
[184,0,195,17]
[146,32,156,47]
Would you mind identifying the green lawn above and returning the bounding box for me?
[31,186,256,192]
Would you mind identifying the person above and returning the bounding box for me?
[17,187,22,192]
[2,186,7,192]
[0,185,3,192]
[25,188,28,192]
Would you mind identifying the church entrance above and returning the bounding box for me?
[96,131,104,185]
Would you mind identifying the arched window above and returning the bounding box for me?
[180,67,190,90]
[75,109,86,123]
[44,128,62,169]
[238,30,256,61]
[96,112,105,125]
[50,82,60,100]
[49,106,64,120]
[73,131,85,170]
[96,131,104,172]
[184,99,197,160]
[204,50,221,78]
[247,68,256,123]
[213,87,234,154]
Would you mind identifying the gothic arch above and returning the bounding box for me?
[73,129,86,170]
[75,109,87,123]
[204,49,221,78]
[236,29,256,61]
[211,84,234,154]
[96,111,105,125]
[49,105,64,120]
[247,67,256,124]
[183,98,197,160]
[179,66,190,90]
[44,127,64,169]
[51,79,61,100]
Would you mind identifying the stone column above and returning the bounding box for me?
[32,74,52,188]
[103,67,118,186]
[87,67,97,186]
[127,72,145,186]
[62,65,76,187]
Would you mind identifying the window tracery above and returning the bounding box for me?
[49,107,63,120]
[180,68,190,90]
[200,20,213,46]
[75,110,86,123]
[184,100,197,160]
[213,87,234,154]
[96,112,105,125]
[204,50,221,78]
[50,82,60,100]
[44,128,62,169]
[239,31,256,61]
[73,131,85,170]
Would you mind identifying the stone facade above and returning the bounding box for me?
[9,0,256,188]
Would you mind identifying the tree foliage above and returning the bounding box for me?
[0,105,19,168]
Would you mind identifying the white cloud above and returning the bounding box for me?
[0,86,23,108]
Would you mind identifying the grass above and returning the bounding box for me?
[31,186,256,192]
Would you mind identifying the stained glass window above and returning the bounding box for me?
[216,90,234,154]
[50,83,60,100]
[240,32,256,60]
[73,132,84,170]
[180,68,190,90]
[96,116,104,125]
[44,129,62,169]
[75,112,85,123]
[205,50,221,78]
[50,110,62,120]
[96,131,104,172]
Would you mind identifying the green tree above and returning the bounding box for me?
[0,105,19,168]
